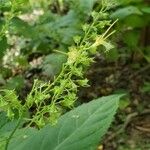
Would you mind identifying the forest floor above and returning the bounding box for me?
[79,55,150,150]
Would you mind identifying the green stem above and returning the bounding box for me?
[80,9,104,46]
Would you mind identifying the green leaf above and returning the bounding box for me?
[111,6,142,19]
[0,0,11,8]
[42,53,67,77]
[10,17,37,38]
[6,128,37,149]
[105,48,119,62]
[141,7,150,14]
[66,0,96,15]
[3,76,24,91]
[123,15,147,28]
[0,74,5,85]
[0,112,18,135]
[39,11,82,45]
[8,94,122,150]
[0,112,19,150]
[123,31,140,48]
[141,82,150,93]
[37,0,97,45]
[116,0,142,5]
[0,36,8,59]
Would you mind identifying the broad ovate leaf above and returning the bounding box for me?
[8,94,123,150]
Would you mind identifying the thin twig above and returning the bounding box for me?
[129,64,150,79]
[105,109,150,142]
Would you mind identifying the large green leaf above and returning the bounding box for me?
[65,0,96,15]
[8,94,122,150]
[35,0,96,45]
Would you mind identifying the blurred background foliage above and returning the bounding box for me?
[0,0,149,92]
[0,0,150,149]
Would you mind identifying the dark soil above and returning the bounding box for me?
[78,55,150,150]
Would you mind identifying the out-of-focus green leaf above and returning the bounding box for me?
[116,0,142,5]
[119,97,130,110]
[65,0,96,15]
[14,56,29,68]
[42,53,67,77]
[105,48,119,61]
[123,15,147,28]
[4,76,24,91]
[10,17,37,38]
[0,0,11,8]
[0,74,5,85]
[111,6,142,19]
[141,82,150,93]
[0,67,12,79]
[142,47,150,63]
[35,0,97,46]
[0,36,8,59]
[141,7,150,14]
[123,31,140,48]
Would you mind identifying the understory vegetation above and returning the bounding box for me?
[0,0,150,150]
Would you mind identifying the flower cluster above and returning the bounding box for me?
[0,3,117,128]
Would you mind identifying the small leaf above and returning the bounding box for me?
[73,36,81,44]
